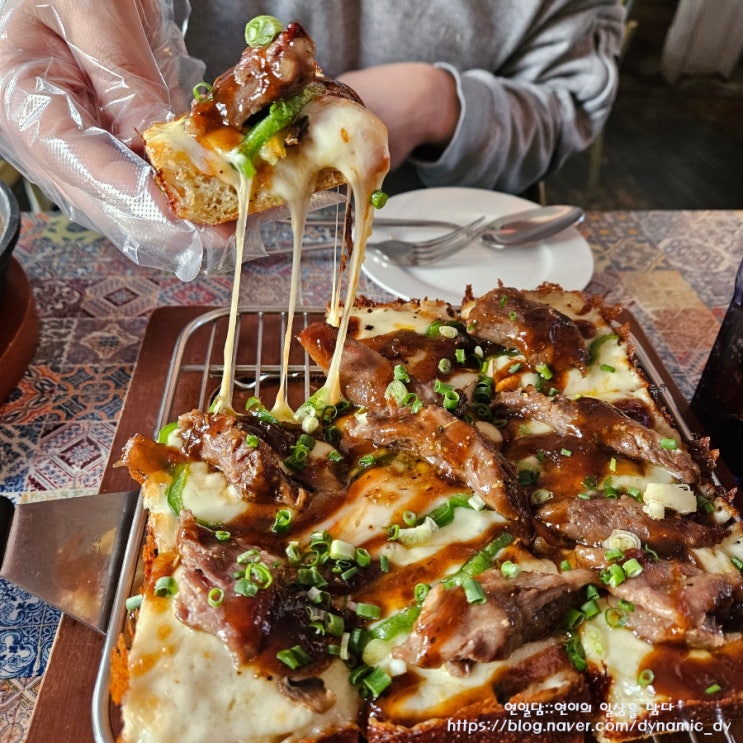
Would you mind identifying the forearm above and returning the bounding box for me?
[414,1,624,193]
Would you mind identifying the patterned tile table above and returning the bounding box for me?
[1,209,742,742]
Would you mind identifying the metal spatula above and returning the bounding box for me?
[0,490,139,633]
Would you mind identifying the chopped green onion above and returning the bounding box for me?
[329,539,357,562]
[586,585,600,601]
[328,449,344,463]
[438,357,452,374]
[355,548,372,568]
[561,448,572,457]
[368,605,421,641]
[426,495,472,528]
[565,634,587,671]
[508,362,523,374]
[468,494,487,511]
[355,602,382,620]
[617,598,635,613]
[358,453,377,468]
[157,421,178,444]
[236,549,260,565]
[125,594,143,612]
[193,80,214,103]
[234,578,258,597]
[581,599,600,620]
[604,606,628,628]
[455,348,466,364]
[393,364,410,383]
[245,433,260,448]
[587,333,618,365]
[154,576,178,598]
[402,510,417,527]
[600,563,626,588]
[622,558,643,578]
[297,566,328,589]
[397,517,438,546]
[659,437,678,450]
[379,554,390,573]
[732,557,743,571]
[531,488,553,505]
[536,363,553,380]
[518,469,540,487]
[600,364,616,373]
[560,559,573,571]
[605,547,625,562]
[441,532,514,588]
[245,15,283,47]
[247,562,273,589]
[285,542,301,564]
[245,396,280,424]
[638,669,655,686]
[215,530,231,542]
[284,433,316,472]
[276,644,312,670]
[207,587,225,608]
[359,665,392,698]
[165,463,188,515]
[414,583,431,603]
[500,560,520,578]
[271,509,293,535]
[705,683,721,694]
[370,190,388,209]
[564,608,585,630]
[462,578,487,604]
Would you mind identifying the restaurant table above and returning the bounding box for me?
[1,208,742,743]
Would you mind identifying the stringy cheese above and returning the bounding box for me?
[209,96,388,418]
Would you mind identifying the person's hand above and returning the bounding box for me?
[0,0,238,279]
[338,63,460,170]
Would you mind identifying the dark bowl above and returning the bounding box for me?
[0,180,21,305]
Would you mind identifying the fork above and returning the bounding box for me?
[265,216,485,267]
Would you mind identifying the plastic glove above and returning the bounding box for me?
[0,0,259,280]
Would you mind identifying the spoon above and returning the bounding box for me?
[267,204,584,256]
[479,204,584,249]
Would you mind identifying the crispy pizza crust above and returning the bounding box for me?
[144,116,346,225]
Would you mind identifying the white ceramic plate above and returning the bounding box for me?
[362,188,593,304]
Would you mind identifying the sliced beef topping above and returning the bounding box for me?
[298,321,398,411]
[603,558,741,648]
[174,511,285,664]
[538,495,726,555]
[298,321,443,411]
[496,388,700,483]
[120,433,188,484]
[190,22,318,132]
[178,409,307,507]
[345,404,529,524]
[394,568,594,668]
[361,328,478,386]
[465,287,588,373]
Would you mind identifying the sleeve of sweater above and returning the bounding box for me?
[413,1,625,194]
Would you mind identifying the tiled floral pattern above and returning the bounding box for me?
[1,210,742,740]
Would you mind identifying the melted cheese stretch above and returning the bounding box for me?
[209,95,389,418]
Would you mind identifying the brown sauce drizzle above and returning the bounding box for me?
[640,638,743,701]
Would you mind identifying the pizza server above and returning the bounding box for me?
[0,489,139,632]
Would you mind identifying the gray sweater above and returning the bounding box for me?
[184,0,624,194]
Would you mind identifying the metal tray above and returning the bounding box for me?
[91,305,741,743]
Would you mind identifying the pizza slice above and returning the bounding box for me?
[143,15,389,226]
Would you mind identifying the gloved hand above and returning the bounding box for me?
[0,0,252,279]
